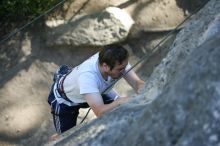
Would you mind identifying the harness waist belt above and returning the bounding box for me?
[56,75,73,103]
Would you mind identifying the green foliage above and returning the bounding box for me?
[0,0,60,22]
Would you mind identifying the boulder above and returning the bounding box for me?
[46,7,134,47]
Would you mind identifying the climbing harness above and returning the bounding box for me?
[54,65,73,103]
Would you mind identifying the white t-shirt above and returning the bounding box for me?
[60,53,131,104]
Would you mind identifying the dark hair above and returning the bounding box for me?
[99,44,129,70]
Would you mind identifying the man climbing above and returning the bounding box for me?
[48,44,145,135]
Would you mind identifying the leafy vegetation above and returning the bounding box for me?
[0,0,61,22]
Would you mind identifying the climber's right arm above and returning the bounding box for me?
[84,93,132,117]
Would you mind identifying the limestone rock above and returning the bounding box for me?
[46,7,134,47]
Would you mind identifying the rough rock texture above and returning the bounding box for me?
[140,0,220,103]
[60,0,203,35]
[48,0,220,145]
[46,7,134,47]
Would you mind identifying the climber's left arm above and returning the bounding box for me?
[123,70,145,94]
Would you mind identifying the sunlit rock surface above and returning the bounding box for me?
[46,7,134,47]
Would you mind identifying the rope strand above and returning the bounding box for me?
[80,108,91,124]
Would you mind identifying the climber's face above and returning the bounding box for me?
[108,59,128,79]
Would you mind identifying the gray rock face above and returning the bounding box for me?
[200,13,220,42]
[46,7,134,47]
[140,0,220,103]
[126,35,220,146]
[48,0,220,146]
